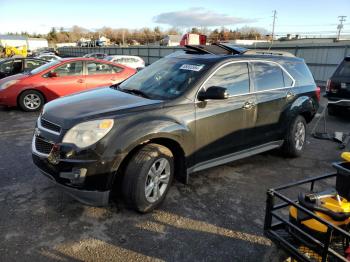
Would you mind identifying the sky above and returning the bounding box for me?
[1,0,350,37]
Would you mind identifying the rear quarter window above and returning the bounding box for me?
[334,60,350,77]
[281,61,315,86]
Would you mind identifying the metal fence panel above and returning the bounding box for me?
[58,44,350,84]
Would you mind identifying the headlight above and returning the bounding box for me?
[62,119,114,148]
[0,80,19,90]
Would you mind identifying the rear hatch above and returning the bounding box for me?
[327,57,350,98]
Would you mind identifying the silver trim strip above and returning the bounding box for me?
[187,140,284,174]
[37,117,61,136]
[328,99,350,104]
[195,60,296,101]
[31,135,50,158]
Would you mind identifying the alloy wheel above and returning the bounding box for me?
[23,93,41,110]
[145,158,171,203]
[294,121,305,151]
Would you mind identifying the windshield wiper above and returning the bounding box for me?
[120,88,150,99]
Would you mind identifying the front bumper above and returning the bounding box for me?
[39,167,110,206]
[32,133,122,206]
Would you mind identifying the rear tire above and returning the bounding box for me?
[122,143,174,213]
[282,115,307,158]
[18,90,44,112]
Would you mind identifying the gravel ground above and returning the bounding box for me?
[0,97,349,262]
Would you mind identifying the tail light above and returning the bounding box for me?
[315,86,321,102]
[326,80,339,93]
[326,80,331,92]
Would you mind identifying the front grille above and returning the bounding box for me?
[35,137,54,155]
[40,118,61,134]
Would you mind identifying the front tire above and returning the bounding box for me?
[282,115,307,157]
[122,143,174,213]
[18,90,44,112]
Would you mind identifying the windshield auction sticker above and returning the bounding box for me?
[179,64,204,71]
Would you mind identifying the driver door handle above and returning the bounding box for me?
[242,101,255,110]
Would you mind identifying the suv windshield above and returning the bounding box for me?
[118,57,208,100]
[30,60,60,74]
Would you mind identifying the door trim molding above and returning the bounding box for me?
[187,140,284,174]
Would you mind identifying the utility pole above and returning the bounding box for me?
[337,16,347,40]
[271,10,277,42]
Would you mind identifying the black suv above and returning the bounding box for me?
[326,56,350,115]
[32,44,320,213]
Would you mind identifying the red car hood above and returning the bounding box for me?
[0,73,29,84]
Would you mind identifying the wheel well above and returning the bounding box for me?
[299,111,313,123]
[17,89,46,106]
[112,138,187,192]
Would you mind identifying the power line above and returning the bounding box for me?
[337,15,347,40]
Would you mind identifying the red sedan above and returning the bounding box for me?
[0,57,136,111]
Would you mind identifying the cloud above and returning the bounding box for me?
[153,8,256,27]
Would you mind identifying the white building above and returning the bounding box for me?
[0,35,27,47]
[0,35,48,51]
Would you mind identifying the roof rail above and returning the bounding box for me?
[243,49,295,57]
[184,43,246,55]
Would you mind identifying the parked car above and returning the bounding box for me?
[105,55,145,70]
[0,58,135,111]
[325,56,350,115]
[35,54,61,62]
[32,44,320,213]
[83,53,108,59]
[0,57,47,79]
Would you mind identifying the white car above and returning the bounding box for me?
[35,54,61,62]
[105,55,145,70]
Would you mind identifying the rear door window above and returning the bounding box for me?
[203,62,250,96]
[252,62,285,91]
[87,62,122,75]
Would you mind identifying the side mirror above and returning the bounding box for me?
[48,71,58,78]
[198,86,229,101]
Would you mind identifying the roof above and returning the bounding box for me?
[0,35,27,40]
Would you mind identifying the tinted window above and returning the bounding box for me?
[12,59,23,74]
[253,62,284,91]
[204,63,250,95]
[24,59,46,70]
[0,60,13,73]
[52,62,83,76]
[280,61,315,86]
[282,70,294,86]
[335,60,350,77]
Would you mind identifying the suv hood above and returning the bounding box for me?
[43,87,163,128]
